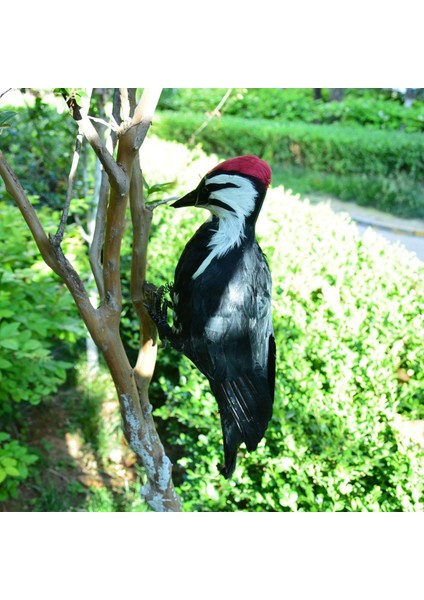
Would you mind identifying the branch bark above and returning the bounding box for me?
[0,88,182,512]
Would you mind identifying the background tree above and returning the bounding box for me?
[0,88,182,512]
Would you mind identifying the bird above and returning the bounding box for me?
[148,155,276,477]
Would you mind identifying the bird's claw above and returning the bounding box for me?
[143,282,173,339]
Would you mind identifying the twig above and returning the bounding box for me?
[55,128,83,243]
[147,196,179,210]
[189,88,233,145]
[0,88,12,101]
[62,90,127,195]
[88,115,118,130]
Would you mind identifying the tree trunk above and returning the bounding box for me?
[330,88,344,102]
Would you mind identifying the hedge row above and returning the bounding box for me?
[155,111,424,178]
[159,88,424,133]
[154,111,424,217]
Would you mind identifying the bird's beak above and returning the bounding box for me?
[171,189,197,208]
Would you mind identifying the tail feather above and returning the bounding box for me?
[211,374,273,477]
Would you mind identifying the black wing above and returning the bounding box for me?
[174,234,275,476]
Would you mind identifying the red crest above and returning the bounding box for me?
[208,155,272,187]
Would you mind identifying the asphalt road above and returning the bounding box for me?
[312,196,424,263]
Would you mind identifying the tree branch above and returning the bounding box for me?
[89,166,109,300]
[129,155,157,407]
[100,88,162,316]
[55,127,83,243]
[63,91,128,195]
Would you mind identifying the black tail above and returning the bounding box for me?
[211,374,273,478]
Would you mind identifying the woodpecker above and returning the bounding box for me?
[149,155,276,477]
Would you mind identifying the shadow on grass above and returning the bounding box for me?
[1,365,150,512]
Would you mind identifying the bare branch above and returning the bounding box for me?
[129,158,158,408]
[148,196,178,210]
[0,152,57,272]
[131,88,163,152]
[1,88,182,512]
[0,88,12,101]
[88,115,118,130]
[55,127,83,243]
[63,91,128,195]
[119,88,131,122]
[89,167,108,300]
[189,88,233,145]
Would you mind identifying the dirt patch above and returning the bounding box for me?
[1,393,137,511]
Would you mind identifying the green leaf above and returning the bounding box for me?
[0,468,6,484]
[21,339,42,352]
[0,358,12,369]
[0,322,20,339]
[0,338,19,350]
[4,466,20,477]
[146,181,174,197]
[0,110,17,129]
[0,457,18,468]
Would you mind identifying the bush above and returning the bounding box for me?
[0,202,83,413]
[0,201,84,499]
[0,98,93,209]
[0,432,38,501]
[155,112,424,218]
[139,149,424,511]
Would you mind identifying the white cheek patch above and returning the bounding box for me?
[192,173,258,280]
[207,173,257,220]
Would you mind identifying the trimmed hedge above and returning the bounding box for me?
[144,176,424,511]
[154,111,424,217]
[159,88,424,133]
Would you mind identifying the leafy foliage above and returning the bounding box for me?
[0,432,38,501]
[160,88,424,132]
[0,202,83,414]
[0,202,84,500]
[135,145,424,511]
[0,98,91,209]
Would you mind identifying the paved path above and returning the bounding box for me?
[308,195,424,262]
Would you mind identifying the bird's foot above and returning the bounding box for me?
[144,282,173,340]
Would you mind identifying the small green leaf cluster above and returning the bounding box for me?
[0,432,38,501]
[0,110,17,135]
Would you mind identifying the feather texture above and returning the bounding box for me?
[166,156,275,476]
[172,220,275,476]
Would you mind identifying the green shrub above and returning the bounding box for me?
[0,98,93,209]
[141,160,424,511]
[0,432,39,501]
[155,112,424,217]
[0,202,84,413]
